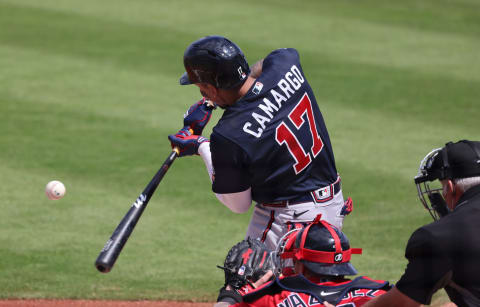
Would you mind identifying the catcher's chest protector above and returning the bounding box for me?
[243,275,391,306]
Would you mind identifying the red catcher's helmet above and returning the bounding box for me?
[179,36,250,89]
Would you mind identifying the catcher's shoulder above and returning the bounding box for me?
[241,277,282,303]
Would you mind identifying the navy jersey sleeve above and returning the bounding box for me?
[395,227,452,304]
[210,132,251,194]
[262,48,300,75]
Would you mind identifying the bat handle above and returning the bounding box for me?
[171,129,193,156]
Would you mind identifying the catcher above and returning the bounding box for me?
[216,238,278,304]
[215,215,391,307]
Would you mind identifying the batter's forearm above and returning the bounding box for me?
[198,142,253,213]
[199,142,214,183]
[215,189,252,213]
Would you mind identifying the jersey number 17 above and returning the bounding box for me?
[275,93,324,174]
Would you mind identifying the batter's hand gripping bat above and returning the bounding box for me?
[94,147,179,273]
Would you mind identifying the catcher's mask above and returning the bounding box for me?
[414,140,480,220]
[277,215,362,277]
[179,35,250,89]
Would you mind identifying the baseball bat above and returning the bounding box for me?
[94,147,180,273]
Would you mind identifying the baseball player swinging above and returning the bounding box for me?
[169,35,352,249]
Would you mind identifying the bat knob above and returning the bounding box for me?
[95,264,111,273]
[95,256,113,273]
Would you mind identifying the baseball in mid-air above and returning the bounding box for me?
[45,180,66,200]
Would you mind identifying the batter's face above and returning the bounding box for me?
[195,83,230,109]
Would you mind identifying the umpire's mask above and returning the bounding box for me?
[414,140,480,220]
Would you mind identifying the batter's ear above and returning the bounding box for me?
[202,83,218,100]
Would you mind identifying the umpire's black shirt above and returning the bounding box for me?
[396,184,480,307]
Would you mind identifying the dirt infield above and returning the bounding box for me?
[0,300,213,307]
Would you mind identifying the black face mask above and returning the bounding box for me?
[428,192,449,218]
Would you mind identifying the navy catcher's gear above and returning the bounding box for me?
[179,35,250,89]
[280,215,362,276]
[242,275,391,306]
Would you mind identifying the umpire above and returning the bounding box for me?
[361,140,480,307]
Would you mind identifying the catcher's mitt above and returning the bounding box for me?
[217,238,277,290]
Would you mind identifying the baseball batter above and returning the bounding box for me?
[169,35,351,249]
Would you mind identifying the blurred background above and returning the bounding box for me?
[0,0,478,305]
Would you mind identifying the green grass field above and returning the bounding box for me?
[1,0,479,304]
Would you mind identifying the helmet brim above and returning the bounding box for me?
[179,72,192,85]
[302,260,358,276]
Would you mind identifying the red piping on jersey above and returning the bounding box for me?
[261,211,275,242]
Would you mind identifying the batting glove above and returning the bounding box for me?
[168,128,209,157]
[183,97,215,135]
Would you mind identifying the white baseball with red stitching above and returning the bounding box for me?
[45,180,66,200]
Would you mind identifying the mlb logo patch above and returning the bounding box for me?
[312,186,332,202]
[252,81,263,95]
[238,67,247,80]
[238,265,246,276]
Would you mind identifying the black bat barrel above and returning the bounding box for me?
[95,202,146,273]
[94,149,178,273]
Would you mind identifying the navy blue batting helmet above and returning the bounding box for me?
[179,36,250,89]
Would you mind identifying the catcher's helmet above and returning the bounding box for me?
[179,35,250,89]
[279,215,362,276]
[414,140,480,220]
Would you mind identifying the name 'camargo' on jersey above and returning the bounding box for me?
[242,63,305,139]
[211,48,338,202]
